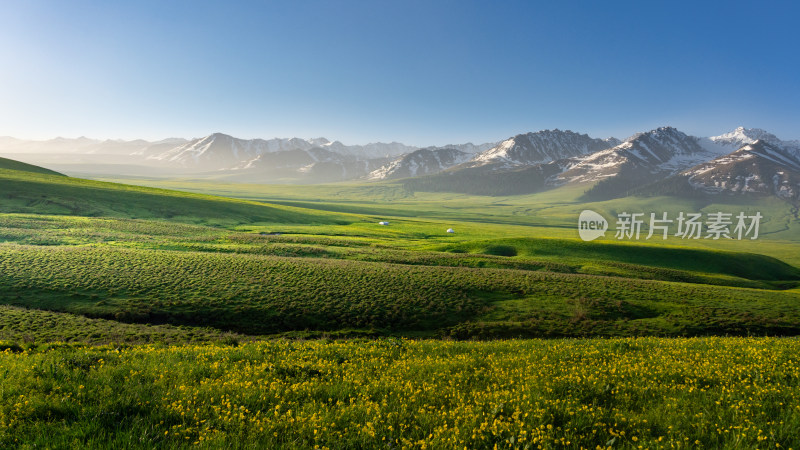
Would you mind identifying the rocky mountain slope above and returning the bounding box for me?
[2,128,798,194]
[405,127,800,202]
[368,148,474,180]
[463,129,618,168]
[680,140,800,200]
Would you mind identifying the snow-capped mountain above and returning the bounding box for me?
[555,127,717,185]
[681,140,800,200]
[3,127,799,195]
[316,140,417,159]
[143,133,417,171]
[706,127,787,151]
[0,136,188,155]
[146,133,320,170]
[233,145,393,182]
[366,141,496,180]
[403,126,800,202]
[465,130,618,168]
[368,148,474,180]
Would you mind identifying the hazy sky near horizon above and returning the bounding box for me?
[1,0,798,146]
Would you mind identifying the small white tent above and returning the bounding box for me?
[379,221,389,225]
[446,228,455,233]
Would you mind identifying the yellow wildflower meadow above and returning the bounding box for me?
[0,337,798,449]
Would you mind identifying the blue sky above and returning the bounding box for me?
[1,0,798,145]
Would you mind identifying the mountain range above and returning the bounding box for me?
[403,126,800,202]
[1,127,798,203]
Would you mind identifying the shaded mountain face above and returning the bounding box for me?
[0,133,421,180]
[3,128,799,194]
[0,136,188,155]
[233,146,393,183]
[146,133,337,171]
[465,129,618,168]
[408,127,712,198]
[368,148,473,180]
[566,128,800,201]
[558,127,715,185]
[634,131,800,202]
[403,162,566,196]
[682,141,800,201]
[404,126,800,202]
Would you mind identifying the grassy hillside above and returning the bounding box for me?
[94,176,800,232]
[0,168,348,226]
[437,237,800,287]
[0,170,799,340]
[1,213,799,340]
[0,156,64,176]
[0,305,247,346]
[3,168,800,448]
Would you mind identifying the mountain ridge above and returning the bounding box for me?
[2,127,799,194]
[402,126,800,203]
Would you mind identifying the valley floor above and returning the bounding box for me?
[3,168,800,448]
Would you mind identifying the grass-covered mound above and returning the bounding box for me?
[0,212,798,339]
[2,241,800,338]
[0,305,247,346]
[440,237,800,289]
[0,156,64,176]
[0,168,347,226]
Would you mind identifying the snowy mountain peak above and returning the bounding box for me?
[711,127,782,148]
[554,126,710,185]
[467,129,615,167]
[309,137,331,146]
[624,126,684,143]
[680,140,800,200]
[368,147,473,180]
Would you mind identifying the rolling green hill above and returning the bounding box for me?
[89,177,800,261]
[0,304,247,346]
[0,156,64,176]
[1,210,799,340]
[0,167,348,226]
[1,167,799,341]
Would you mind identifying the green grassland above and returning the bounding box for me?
[2,167,800,340]
[0,305,247,346]
[3,164,800,448]
[2,337,799,449]
[92,177,800,262]
[0,169,348,227]
[0,157,64,177]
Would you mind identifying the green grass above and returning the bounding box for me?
[2,165,800,447]
[89,177,800,261]
[0,157,64,176]
[0,167,799,340]
[437,237,800,288]
[1,337,799,449]
[1,219,799,339]
[0,305,248,346]
[0,169,349,227]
